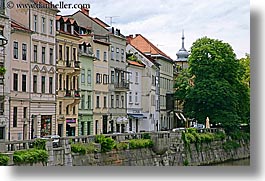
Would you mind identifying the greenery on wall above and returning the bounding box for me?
[13,149,49,166]
[0,153,10,166]
[71,142,97,155]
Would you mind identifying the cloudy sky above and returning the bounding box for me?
[54,0,250,60]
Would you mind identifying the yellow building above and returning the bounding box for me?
[56,15,81,137]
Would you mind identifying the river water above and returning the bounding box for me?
[207,158,250,166]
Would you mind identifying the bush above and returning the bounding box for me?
[95,135,115,153]
[13,149,48,165]
[32,139,47,150]
[128,139,153,149]
[223,140,240,151]
[0,153,9,166]
[71,143,87,155]
[115,142,129,150]
[200,133,215,143]
[142,133,151,139]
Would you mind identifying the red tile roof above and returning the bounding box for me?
[127,60,145,68]
[129,34,173,62]
[11,20,32,33]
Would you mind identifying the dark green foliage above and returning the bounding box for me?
[71,142,96,154]
[223,140,240,151]
[183,159,189,166]
[32,139,47,150]
[175,37,250,135]
[95,135,115,153]
[13,149,48,165]
[128,139,153,149]
[115,142,129,150]
[142,133,151,139]
[0,153,9,166]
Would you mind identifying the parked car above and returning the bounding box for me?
[191,124,205,129]
[41,135,60,147]
[172,127,186,132]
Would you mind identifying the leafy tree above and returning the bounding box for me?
[175,37,250,134]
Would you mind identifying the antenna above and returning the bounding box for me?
[105,16,120,26]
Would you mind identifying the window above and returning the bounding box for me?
[33,75,37,93]
[42,47,45,64]
[116,48,119,61]
[59,74,62,90]
[96,73,102,84]
[49,48,53,65]
[59,101,62,114]
[22,43,27,60]
[103,51,107,61]
[135,72,139,84]
[116,95,119,108]
[0,96,4,115]
[81,69,85,83]
[13,73,18,91]
[96,49,100,60]
[129,92,132,103]
[13,107,17,127]
[22,74,26,92]
[66,105,69,115]
[121,96,124,108]
[73,105,76,115]
[33,45,37,62]
[103,96,107,108]
[73,48,76,61]
[87,70,91,84]
[23,107,27,119]
[41,76,45,93]
[33,15,38,32]
[111,71,114,83]
[87,95,91,109]
[13,42,18,59]
[59,45,62,60]
[96,96,100,108]
[49,77,53,94]
[66,46,69,62]
[111,95,114,108]
[42,17,45,33]
[111,46,114,60]
[49,19,53,35]
[103,74,108,84]
[121,49,124,62]
[81,95,85,109]
[135,92,138,103]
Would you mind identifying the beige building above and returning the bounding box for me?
[92,39,110,134]
[8,20,32,140]
[56,15,81,137]
[10,0,58,138]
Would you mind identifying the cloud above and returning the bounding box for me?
[53,0,250,59]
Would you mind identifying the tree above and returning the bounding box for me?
[175,37,250,133]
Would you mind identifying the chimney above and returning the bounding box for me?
[81,7,89,16]
[126,35,134,44]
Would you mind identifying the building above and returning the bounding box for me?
[0,0,11,140]
[55,15,81,137]
[70,8,129,134]
[129,34,175,131]
[126,55,145,133]
[78,28,94,136]
[9,20,32,140]
[126,42,160,132]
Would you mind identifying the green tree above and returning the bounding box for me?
[175,37,250,134]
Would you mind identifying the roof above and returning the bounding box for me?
[93,39,111,46]
[92,17,110,28]
[11,20,32,33]
[129,34,173,62]
[127,60,146,68]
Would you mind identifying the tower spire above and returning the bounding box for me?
[182,29,185,49]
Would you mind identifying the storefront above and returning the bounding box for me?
[41,115,52,137]
[66,118,77,136]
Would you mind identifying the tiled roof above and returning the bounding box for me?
[130,34,173,62]
[92,17,110,28]
[127,60,145,68]
[11,20,32,33]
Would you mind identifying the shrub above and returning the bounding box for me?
[115,142,129,150]
[128,139,153,149]
[0,153,9,166]
[13,149,48,165]
[223,140,240,151]
[200,133,215,143]
[142,133,151,139]
[95,135,115,153]
[32,139,47,150]
[71,143,87,155]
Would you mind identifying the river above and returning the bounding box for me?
[206,157,250,166]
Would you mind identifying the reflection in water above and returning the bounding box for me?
[207,158,250,166]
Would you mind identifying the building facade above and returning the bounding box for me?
[56,15,81,137]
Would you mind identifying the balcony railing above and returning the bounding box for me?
[114,81,129,89]
[65,90,80,98]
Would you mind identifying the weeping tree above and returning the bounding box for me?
[175,37,250,134]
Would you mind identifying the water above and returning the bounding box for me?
[207,158,250,166]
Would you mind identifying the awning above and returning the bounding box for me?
[127,114,146,119]
[116,117,128,124]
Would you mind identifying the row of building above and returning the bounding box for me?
[0,0,189,141]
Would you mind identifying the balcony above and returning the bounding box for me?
[114,81,129,91]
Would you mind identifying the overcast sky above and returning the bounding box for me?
[54,0,250,60]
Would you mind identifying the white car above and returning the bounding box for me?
[172,127,186,132]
